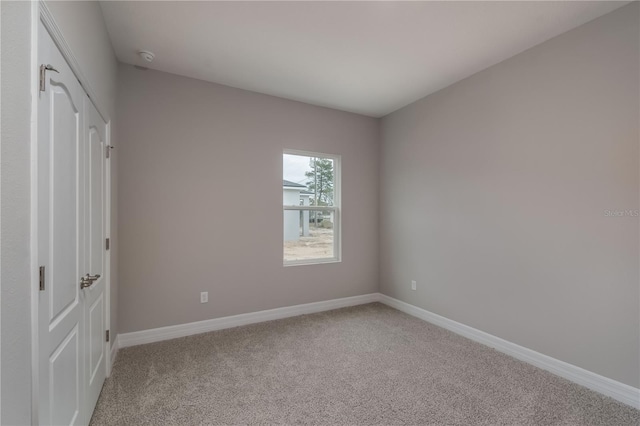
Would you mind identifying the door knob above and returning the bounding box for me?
[87,274,101,282]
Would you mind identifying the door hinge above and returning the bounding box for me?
[106,238,110,250]
[39,64,59,92]
[39,266,46,291]
[106,330,110,342]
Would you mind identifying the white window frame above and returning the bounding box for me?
[283,149,341,266]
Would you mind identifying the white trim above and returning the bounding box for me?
[118,293,378,348]
[104,120,112,378]
[283,258,342,267]
[115,292,639,409]
[110,335,119,368]
[282,149,342,267]
[377,294,640,409]
[29,1,41,423]
[283,206,337,211]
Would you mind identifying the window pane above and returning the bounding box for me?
[283,150,339,264]
[283,153,334,207]
[284,209,335,262]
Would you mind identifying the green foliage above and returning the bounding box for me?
[305,158,334,206]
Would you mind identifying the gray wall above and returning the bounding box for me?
[116,64,379,333]
[1,2,34,424]
[46,0,120,346]
[380,3,639,387]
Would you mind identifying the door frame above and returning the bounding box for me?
[30,2,113,423]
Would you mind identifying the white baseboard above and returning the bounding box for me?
[110,335,119,364]
[378,294,640,409]
[115,291,639,409]
[118,293,379,348]
[108,335,119,377]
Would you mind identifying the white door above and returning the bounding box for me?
[83,97,107,417]
[38,22,86,426]
[38,22,109,425]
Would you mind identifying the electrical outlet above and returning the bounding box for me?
[411,280,417,291]
[200,291,208,303]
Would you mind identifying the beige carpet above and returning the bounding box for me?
[90,303,639,425]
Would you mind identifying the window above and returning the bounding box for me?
[283,150,341,265]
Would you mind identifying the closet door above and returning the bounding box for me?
[37,21,87,426]
[38,21,110,425]
[83,96,108,417]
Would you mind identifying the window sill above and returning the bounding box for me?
[283,258,342,267]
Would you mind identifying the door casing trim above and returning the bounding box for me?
[31,2,113,423]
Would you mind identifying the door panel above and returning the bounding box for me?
[88,294,104,383]
[50,85,80,322]
[50,326,81,426]
[83,97,108,416]
[88,126,104,277]
[38,21,86,426]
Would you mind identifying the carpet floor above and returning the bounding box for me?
[90,303,639,425]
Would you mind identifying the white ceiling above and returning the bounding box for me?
[100,1,629,117]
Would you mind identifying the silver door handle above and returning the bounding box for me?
[80,274,100,289]
[39,64,60,92]
[44,64,59,73]
[80,275,93,289]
